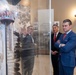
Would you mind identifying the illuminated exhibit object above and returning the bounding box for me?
[0,1,15,75]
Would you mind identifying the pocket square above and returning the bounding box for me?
[64,40,68,41]
[63,40,68,44]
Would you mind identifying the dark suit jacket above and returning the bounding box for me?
[51,32,62,55]
[55,31,76,67]
[21,34,35,57]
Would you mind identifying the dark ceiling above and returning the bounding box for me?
[7,0,21,5]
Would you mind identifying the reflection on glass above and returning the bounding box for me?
[1,0,52,75]
[0,25,6,75]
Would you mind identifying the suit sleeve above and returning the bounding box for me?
[60,35,76,52]
[14,31,19,37]
[55,34,76,53]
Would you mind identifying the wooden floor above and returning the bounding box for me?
[74,68,76,75]
[32,55,76,75]
[32,55,53,75]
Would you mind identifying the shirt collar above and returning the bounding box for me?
[66,30,71,34]
[56,31,59,36]
[54,31,59,37]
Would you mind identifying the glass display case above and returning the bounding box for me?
[0,0,53,75]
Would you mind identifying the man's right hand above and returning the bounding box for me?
[51,51,58,55]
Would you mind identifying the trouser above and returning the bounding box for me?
[59,60,74,75]
[51,55,59,75]
[22,56,34,75]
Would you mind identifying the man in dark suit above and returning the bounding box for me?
[21,26,35,75]
[55,19,76,75]
[51,23,62,75]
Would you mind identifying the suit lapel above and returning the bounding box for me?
[63,31,72,40]
[61,31,73,43]
[56,32,61,40]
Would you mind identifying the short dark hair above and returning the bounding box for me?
[27,26,33,29]
[53,23,59,27]
[63,19,72,25]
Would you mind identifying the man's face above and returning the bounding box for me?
[62,22,71,33]
[30,27,33,33]
[27,27,33,34]
[53,26,59,33]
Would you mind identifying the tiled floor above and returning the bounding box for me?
[32,55,76,75]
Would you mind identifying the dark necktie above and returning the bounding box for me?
[63,33,66,39]
[53,34,56,42]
